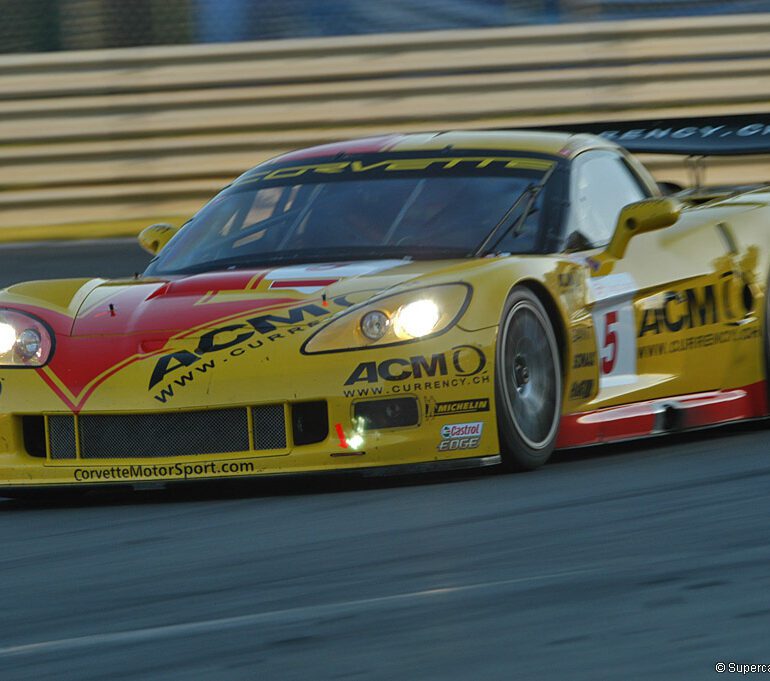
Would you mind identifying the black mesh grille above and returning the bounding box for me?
[252,404,287,450]
[42,405,288,459]
[48,415,77,459]
[78,408,251,459]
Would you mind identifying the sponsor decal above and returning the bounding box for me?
[588,272,637,303]
[637,280,753,338]
[604,124,769,143]
[441,422,483,438]
[571,326,591,343]
[543,114,770,154]
[437,421,483,452]
[637,325,759,359]
[553,264,588,313]
[149,298,354,401]
[343,345,489,396]
[242,156,554,184]
[569,379,593,400]
[558,271,579,289]
[151,359,217,404]
[425,397,490,418]
[345,345,486,385]
[589,118,770,154]
[73,460,256,482]
[572,352,595,369]
[344,374,490,398]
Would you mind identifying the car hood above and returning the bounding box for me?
[1,259,475,338]
[0,256,515,412]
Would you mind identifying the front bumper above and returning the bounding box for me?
[0,326,499,488]
[0,454,502,496]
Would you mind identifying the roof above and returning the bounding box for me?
[269,130,619,165]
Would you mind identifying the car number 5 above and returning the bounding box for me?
[601,310,618,375]
[592,302,636,388]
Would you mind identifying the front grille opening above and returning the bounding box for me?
[49,415,77,459]
[354,397,419,430]
[22,416,46,458]
[78,409,250,459]
[41,404,288,460]
[251,404,287,450]
[291,401,329,446]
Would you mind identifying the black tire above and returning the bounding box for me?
[495,287,562,471]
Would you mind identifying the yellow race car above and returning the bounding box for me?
[1,117,769,493]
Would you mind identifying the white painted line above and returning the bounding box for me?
[0,568,592,658]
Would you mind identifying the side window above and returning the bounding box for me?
[566,151,649,249]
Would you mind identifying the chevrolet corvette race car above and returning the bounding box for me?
[2,114,770,493]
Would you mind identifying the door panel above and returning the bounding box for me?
[589,215,737,408]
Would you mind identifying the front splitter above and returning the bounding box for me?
[0,454,502,498]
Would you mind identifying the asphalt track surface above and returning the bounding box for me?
[1,240,769,680]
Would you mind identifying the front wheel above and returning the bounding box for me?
[495,288,562,471]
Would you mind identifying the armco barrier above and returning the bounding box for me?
[1,13,769,241]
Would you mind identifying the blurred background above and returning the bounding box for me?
[0,0,769,242]
[2,0,770,50]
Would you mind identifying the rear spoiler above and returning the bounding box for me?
[538,112,770,156]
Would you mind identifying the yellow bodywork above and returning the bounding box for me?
[1,130,770,489]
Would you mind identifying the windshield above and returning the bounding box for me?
[146,153,555,275]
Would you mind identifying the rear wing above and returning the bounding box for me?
[535,113,770,199]
[539,112,770,156]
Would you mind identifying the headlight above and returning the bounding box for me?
[393,299,440,339]
[302,283,471,354]
[360,310,390,341]
[0,309,54,367]
[0,323,16,354]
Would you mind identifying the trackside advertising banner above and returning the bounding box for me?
[533,113,770,156]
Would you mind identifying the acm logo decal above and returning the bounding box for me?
[149,299,353,391]
[344,345,487,385]
[638,278,755,338]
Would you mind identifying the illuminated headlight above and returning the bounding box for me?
[0,310,54,367]
[0,323,15,354]
[302,284,471,354]
[393,299,440,339]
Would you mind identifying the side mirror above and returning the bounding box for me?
[605,198,681,260]
[138,223,179,256]
[657,181,684,196]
